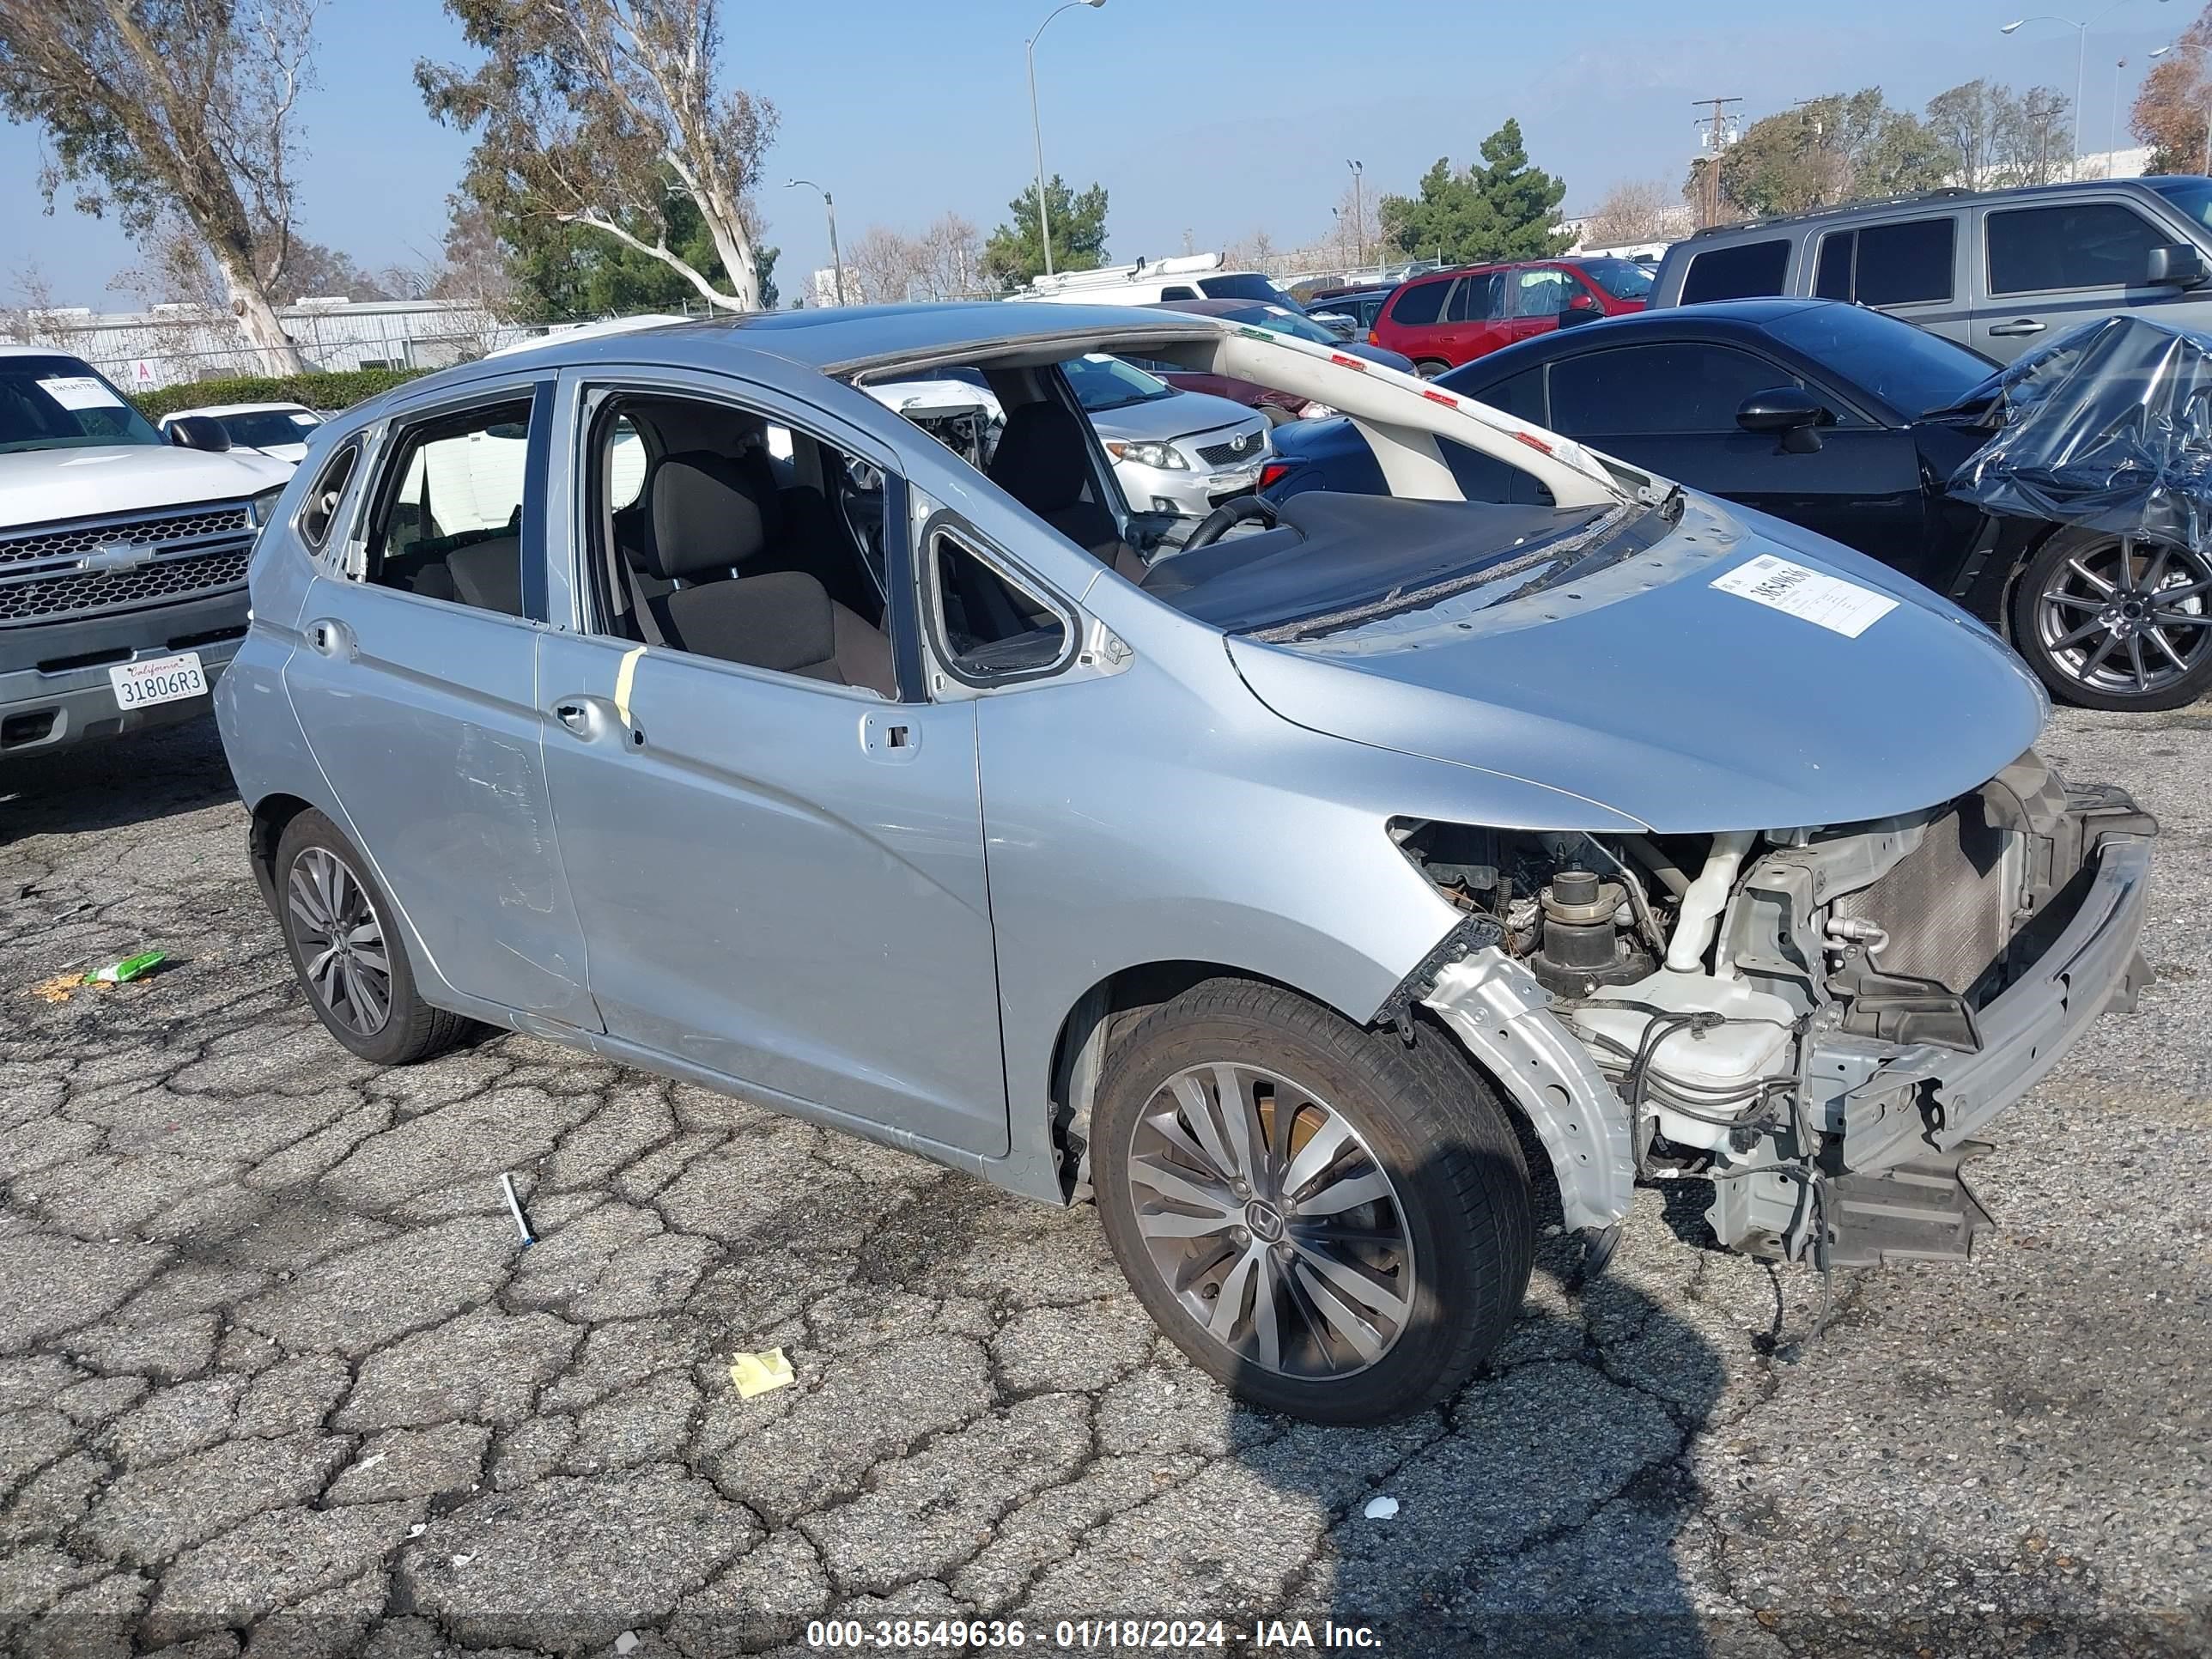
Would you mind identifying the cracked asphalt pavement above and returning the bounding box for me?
[1,708,2206,1658]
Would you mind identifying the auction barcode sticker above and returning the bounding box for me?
[1710,553,1898,639]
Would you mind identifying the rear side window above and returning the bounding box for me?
[1814,233,1854,300]
[362,398,533,617]
[1832,218,1955,306]
[1388,279,1449,326]
[1462,367,1545,424]
[1986,202,2165,294]
[1445,273,1499,322]
[1546,343,1792,437]
[1680,239,1790,303]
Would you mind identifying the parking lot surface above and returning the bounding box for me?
[2,708,2207,1658]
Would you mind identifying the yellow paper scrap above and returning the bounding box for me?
[729,1347,793,1399]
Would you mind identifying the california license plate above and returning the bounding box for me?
[109,651,207,711]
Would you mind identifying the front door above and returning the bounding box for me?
[537,373,1010,1156]
[283,381,598,1029]
[1973,198,2186,362]
[1540,340,1928,568]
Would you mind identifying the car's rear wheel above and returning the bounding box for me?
[1092,978,1533,1424]
[1414,358,1451,380]
[274,809,474,1065]
[2010,527,2212,711]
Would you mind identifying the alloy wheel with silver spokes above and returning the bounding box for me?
[1124,1061,1416,1380]
[286,845,392,1036]
[2032,533,2212,702]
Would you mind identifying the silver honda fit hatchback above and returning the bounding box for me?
[216,303,2154,1425]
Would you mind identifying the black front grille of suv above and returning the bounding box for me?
[0,501,254,626]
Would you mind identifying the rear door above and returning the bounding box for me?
[1808,212,1969,348]
[1436,270,1511,365]
[283,377,599,1029]
[1972,196,2186,360]
[1539,339,1927,563]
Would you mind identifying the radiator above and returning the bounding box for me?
[1833,799,2016,994]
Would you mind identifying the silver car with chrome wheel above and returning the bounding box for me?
[217,302,2154,1424]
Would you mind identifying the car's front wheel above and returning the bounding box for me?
[274,809,475,1065]
[2011,527,2212,711]
[1413,358,1451,380]
[1093,978,1533,1424]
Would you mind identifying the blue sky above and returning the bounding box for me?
[1,0,2198,307]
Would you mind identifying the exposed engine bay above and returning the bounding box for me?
[1394,750,2155,1267]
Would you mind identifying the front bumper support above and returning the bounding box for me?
[1838,830,2154,1175]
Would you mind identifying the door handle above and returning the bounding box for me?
[549,694,635,745]
[305,618,354,659]
[1987,319,2046,337]
[860,708,920,762]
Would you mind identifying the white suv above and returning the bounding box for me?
[1011,252,1304,310]
[0,349,291,756]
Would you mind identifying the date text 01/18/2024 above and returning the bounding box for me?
[802,1618,1382,1649]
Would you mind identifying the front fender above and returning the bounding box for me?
[1423,949,1638,1234]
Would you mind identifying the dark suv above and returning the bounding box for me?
[1369,258,1653,374]
[1648,177,2212,362]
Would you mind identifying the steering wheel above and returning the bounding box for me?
[1182,495,1279,550]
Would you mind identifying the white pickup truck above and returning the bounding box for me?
[1,349,291,757]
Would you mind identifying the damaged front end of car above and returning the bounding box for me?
[1398,753,2155,1269]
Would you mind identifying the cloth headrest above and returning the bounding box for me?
[988,401,1090,514]
[646,451,779,580]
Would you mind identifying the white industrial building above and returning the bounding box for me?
[0,296,532,392]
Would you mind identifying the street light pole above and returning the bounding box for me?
[2113,58,2128,167]
[786,179,843,306]
[1346,160,1364,266]
[2004,2,2170,181]
[1025,0,1106,281]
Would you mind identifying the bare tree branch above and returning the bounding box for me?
[0,0,318,370]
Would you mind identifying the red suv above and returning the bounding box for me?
[1370,257,1653,375]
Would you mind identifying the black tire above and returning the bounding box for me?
[273,809,474,1066]
[1093,977,1533,1425]
[2008,526,2212,712]
[1261,403,1298,427]
[1414,358,1451,380]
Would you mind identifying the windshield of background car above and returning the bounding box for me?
[1763,303,1994,417]
[1579,258,1656,301]
[1198,272,1299,306]
[1230,304,1337,344]
[2144,176,2212,231]
[0,356,166,453]
[218,409,320,449]
[1063,354,1176,412]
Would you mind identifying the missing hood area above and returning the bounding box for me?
[1143,491,1668,643]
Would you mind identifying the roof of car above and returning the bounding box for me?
[1680,175,2210,241]
[586,301,1223,373]
[1148,298,1266,317]
[157,401,316,421]
[1307,283,1393,299]
[0,344,93,361]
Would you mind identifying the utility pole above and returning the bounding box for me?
[1346,159,1365,266]
[1691,95,1743,228]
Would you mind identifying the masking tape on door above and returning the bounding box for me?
[613,645,646,726]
